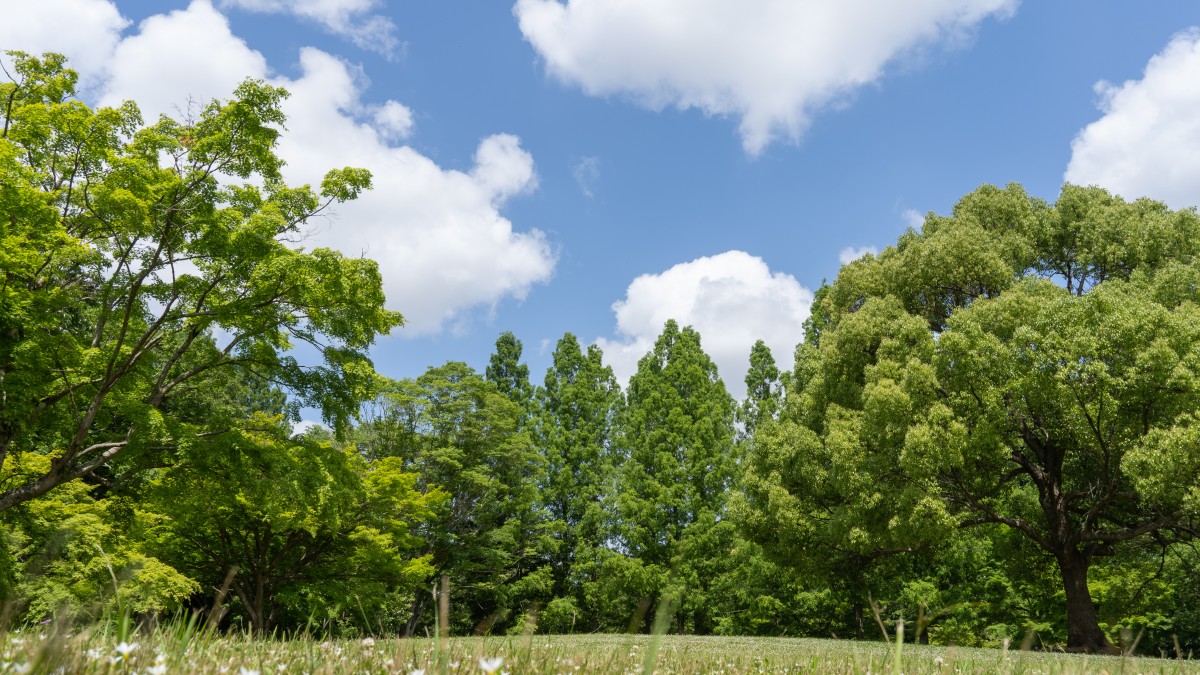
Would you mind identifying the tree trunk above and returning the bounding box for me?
[1056,549,1112,653]
[405,588,428,637]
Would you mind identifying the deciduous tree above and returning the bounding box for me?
[0,51,400,511]
[742,183,1200,652]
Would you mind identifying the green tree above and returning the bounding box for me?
[365,363,551,635]
[147,414,438,634]
[1,453,197,621]
[534,334,621,622]
[613,320,738,633]
[0,51,400,510]
[486,331,533,408]
[742,183,1200,652]
[737,340,782,440]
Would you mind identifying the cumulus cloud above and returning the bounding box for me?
[515,0,1016,154]
[13,0,554,335]
[596,251,812,400]
[1065,30,1200,211]
[218,0,400,56]
[903,208,925,229]
[839,246,879,265]
[98,1,267,115]
[0,0,128,90]
[370,100,414,140]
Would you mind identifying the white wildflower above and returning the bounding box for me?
[361,637,376,648]
[115,642,138,657]
[478,657,503,673]
[147,665,168,675]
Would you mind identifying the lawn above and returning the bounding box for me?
[3,628,1198,674]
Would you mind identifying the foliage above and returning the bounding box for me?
[0,51,400,511]
[1,454,196,620]
[362,362,552,635]
[532,334,622,624]
[145,414,437,633]
[741,183,1200,652]
[607,320,742,633]
[737,340,782,440]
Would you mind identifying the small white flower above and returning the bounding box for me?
[410,670,425,675]
[478,657,503,673]
[147,664,168,675]
[85,648,104,660]
[13,663,30,674]
[448,662,459,669]
[115,642,138,657]
[361,637,376,648]
[238,668,260,675]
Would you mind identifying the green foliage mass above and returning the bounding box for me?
[0,50,401,512]
[741,182,1200,653]
[359,361,553,635]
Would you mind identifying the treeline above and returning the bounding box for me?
[2,51,1199,655]
[4,318,1199,653]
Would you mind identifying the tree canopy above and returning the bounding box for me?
[0,51,400,510]
[741,183,1200,652]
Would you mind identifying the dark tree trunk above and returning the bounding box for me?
[1056,549,1112,653]
[405,588,428,637]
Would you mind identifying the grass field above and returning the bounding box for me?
[2,628,1198,674]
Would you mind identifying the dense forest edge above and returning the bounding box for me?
[1,51,1198,658]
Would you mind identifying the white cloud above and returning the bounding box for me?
[1065,30,1200,211]
[903,208,925,229]
[515,0,1016,154]
[572,156,600,198]
[596,251,812,399]
[370,100,414,140]
[99,1,267,115]
[292,419,325,435]
[218,0,400,56]
[0,0,128,91]
[839,246,879,266]
[13,0,555,336]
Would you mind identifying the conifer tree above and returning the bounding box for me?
[534,334,621,627]
[612,320,737,633]
[737,340,782,440]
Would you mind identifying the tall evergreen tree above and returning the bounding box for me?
[612,320,737,633]
[486,331,533,408]
[534,334,621,626]
[737,340,782,440]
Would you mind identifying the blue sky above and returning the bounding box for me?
[5,0,1200,411]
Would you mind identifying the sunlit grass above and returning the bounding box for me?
[0,625,1197,674]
